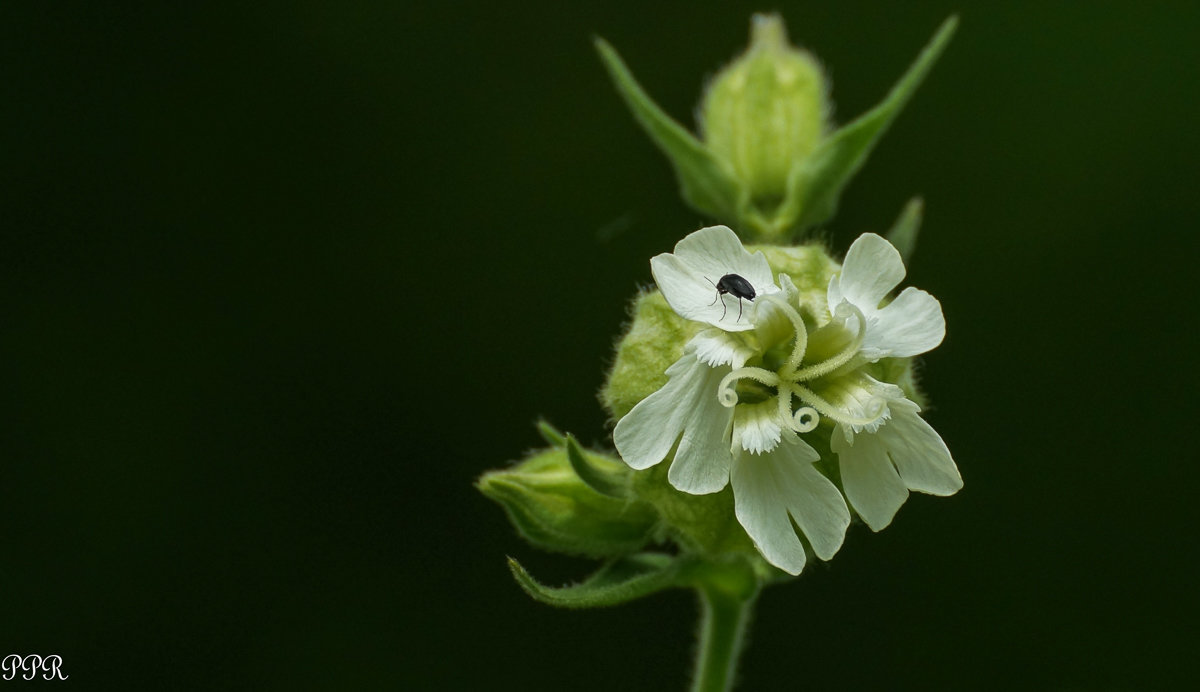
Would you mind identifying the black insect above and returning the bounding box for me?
[706,273,756,322]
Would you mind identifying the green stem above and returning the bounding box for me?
[690,583,758,692]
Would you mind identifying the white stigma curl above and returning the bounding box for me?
[715,289,887,437]
[792,406,820,433]
[717,367,780,407]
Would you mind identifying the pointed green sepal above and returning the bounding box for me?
[777,16,957,235]
[535,418,566,447]
[886,197,923,264]
[595,38,744,223]
[565,434,628,499]
[478,446,658,558]
[507,553,683,609]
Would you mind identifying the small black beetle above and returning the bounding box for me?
[706,273,756,322]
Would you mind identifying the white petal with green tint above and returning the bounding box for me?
[820,371,905,435]
[667,394,735,495]
[828,233,944,360]
[731,439,850,575]
[829,232,906,310]
[832,426,909,531]
[688,329,755,369]
[731,401,785,456]
[651,226,779,332]
[877,400,962,496]
[832,399,961,531]
[613,354,733,494]
[863,286,944,359]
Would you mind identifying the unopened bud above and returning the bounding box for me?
[478,444,658,558]
[700,14,829,204]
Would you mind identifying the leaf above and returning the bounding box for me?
[886,197,923,265]
[565,434,627,498]
[595,38,744,223]
[779,16,958,234]
[508,553,683,609]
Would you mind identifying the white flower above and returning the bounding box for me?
[614,226,961,574]
[614,225,849,575]
[822,233,962,530]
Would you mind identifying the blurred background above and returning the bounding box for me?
[2,1,1198,689]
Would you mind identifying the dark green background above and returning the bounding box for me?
[3,1,1197,689]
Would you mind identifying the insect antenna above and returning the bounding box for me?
[705,276,721,308]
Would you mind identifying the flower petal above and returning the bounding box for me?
[614,355,727,471]
[668,387,734,494]
[688,329,754,369]
[862,287,945,359]
[651,226,778,332]
[731,439,850,575]
[832,424,909,531]
[829,233,906,310]
[878,401,963,496]
[731,401,784,456]
[672,225,776,291]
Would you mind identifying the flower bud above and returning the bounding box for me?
[478,445,658,558]
[700,14,829,204]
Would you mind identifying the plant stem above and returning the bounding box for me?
[690,583,758,692]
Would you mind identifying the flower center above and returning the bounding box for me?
[717,294,884,436]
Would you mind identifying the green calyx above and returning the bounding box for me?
[600,289,698,420]
[628,463,755,559]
